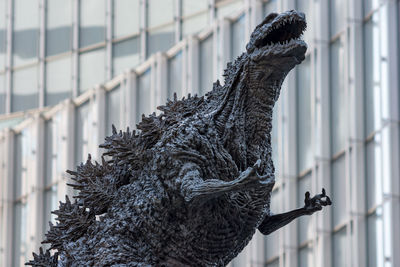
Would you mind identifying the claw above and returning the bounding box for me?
[322,188,326,196]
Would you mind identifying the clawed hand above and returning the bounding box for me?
[303,188,332,214]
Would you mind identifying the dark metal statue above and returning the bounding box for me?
[27,10,331,267]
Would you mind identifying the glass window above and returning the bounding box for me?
[105,86,121,136]
[331,155,346,227]
[113,0,140,38]
[231,15,245,60]
[199,34,213,95]
[216,1,243,19]
[366,137,382,210]
[297,56,312,172]
[298,246,312,267]
[12,65,39,112]
[43,185,57,237]
[266,258,279,267]
[137,69,151,122]
[296,0,313,44]
[12,201,28,267]
[182,0,208,16]
[330,38,346,155]
[364,14,382,137]
[75,102,90,166]
[332,227,347,267]
[79,48,106,93]
[46,0,72,56]
[263,0,277,17]
[167,51,183,99]
[367,208,383,267]
[330,0,346,37]
[271,102,280,180]
[14,133,23,198]
[182,12,209,37]
[112,37,140,76]
[147,0,175,28]
[147,25,175,55]
[45,56,72,106]
[0,0,6,71]
[265,191,280,260]
[13,0,39,66]
[297,173,312,244]
[79,0,106,47]
[0,73,5,113]
[363,0,380,16]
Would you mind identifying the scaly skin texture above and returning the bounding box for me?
[27,10,331,267]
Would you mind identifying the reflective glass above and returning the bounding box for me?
[366,137,383,210]
[364,14,382,136]
[265,191,280,260]
[46,56,72,106]
[79,48,106,93]
[12,65,39,112]
[46,0,72,56]
[13,133,23,198]
[168,51,183,99]
[45,113,64,184]
[332,227,347,267]
[0,0,6,71]
[44,119,53,186]
[199,35,213,95]
[147,25,175,55]
[298,246,312,267]
[266,258,279,267]
[297,56,312,172]
[231,15,245,60]
[43,186,58,237]
[331,155,346,227]
[75,102,90,166]
[113,0,140,37]
[13,0,39,66]
[297,173,312,244]
[12,202,28,267]
[182,12,208,37]
[263,0,277,17]
[79,0,106,47]
[271,102,280,180]
[216,1,243,19]
[147,0,174,28]
[363,0,380,16]
[330,39,346,155]
[106,86,121,136]
[330,0,346,37]
[137,69,151,122]
[182,0,208,16]
[367,209,384,267]
[0,73,5,113]
[112,37,140,76]
[296,0,313,43]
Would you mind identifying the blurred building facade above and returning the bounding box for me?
[0,0,399,266]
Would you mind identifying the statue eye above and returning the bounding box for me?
[263,13,278,24]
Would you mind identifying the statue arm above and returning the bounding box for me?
[258,189,332,235]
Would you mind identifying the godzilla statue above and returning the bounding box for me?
[27,10,331,267]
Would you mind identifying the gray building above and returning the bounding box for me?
[0,0,399,266]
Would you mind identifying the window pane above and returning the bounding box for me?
[330,0,346,37]
[366,137,383,210]
[331,155,346,227]
[364,14,382,136]
[182,0,208,16]
[45,113,64,185]
[182,12,208,37]
[216,1,243,19]
[79,48,106,93]
[137,69,151,122]
[147,0,174,28]
[43,186,58,238]
[298,173,312,244]
[271,102,280,180]
[199,34,213,95]
[265,191,280,260]
[46,0,72,56]
[231,15,245,60]
[112,37,140,76]
[296,0,313,44]
[44,120,53,186]
[0,73,5,113]
[75,102,90,166]
[147,25,175,55]
[12,202,28,267]
[46,56,72,106]
[297,56,312,172]
[332,227,347,267]
[113,0,140,37]
[266,258,279,267]
[330,39,346,155]
[14,133,23,198]
[105,86,121,136]
[299,246,313,267]
[168,51,183,99]
[79,0,106,47]
[12,65,39,112]
[367,209,384,267]
[363,0,380,16]
[13,0,39,66]
[0,0,6,71]
[263,0,277,17]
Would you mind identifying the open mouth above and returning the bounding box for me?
[255,15,307,48]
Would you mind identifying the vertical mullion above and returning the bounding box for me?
[39,0,45,108]
[5,0,13,113]
[174,0,182,43]
[72,0,79,98]
[106,0,113,80]
[140,0,147,61]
